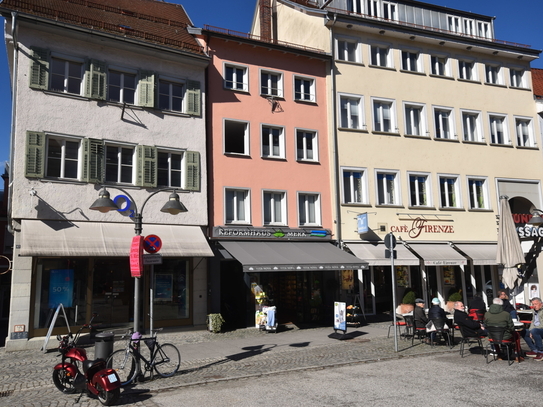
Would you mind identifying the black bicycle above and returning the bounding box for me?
[106,328,180,385]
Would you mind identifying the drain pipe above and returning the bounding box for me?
[6,12,18,235]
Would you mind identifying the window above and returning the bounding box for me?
[510,69,526,88]
[225,188,250,224]
[224,64,248,91]
[489,115,508,145]
[434,107,455,140]
[383,1,397,20]
[458,60,476,81]
[158,79,184,112]
[461,111,483,142]
[401,50,420,72]
[448,16,460,33]
[478,22,490,39]
[370,45,391,68]
[46,136,81,180]
[366,0,379,17]
[439,176,461,208]
[376,171,399,205]
[485,64,502,85]
[296,130,318,162]
[372,99,395,133]
[468,177,488,209]
[339,95,364,129]
[294,76,316,102]
[463,19,475,36]
[108,69,136,104]
[430,55,449,76]
[409,173,430,207]
[298,193,321,226]
[157,151,183,188]
[404,103,426,136]
[50,57,84,95]
[261,125,285,159]
[337,38,359,63]
[224,120,249,155]
[263,191,286,225]
[342,169,367,204]
[347,0,362,13]
[515,117,535,147]
[260,70,283,97]
[105,145,135,184]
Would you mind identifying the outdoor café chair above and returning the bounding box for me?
[458,325,485,358]
[430,318,452,348]
[485,326,514,366]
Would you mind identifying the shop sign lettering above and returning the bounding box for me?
[517,226,543,238]
[390,218,454,239]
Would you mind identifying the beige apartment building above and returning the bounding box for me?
[252,0,543,314]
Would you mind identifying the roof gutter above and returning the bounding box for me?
[6,11,18,235]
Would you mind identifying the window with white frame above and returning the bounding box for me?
[489,114,508,145]
[366,0,379,17]
[510,69,526,88]
[458,60,476,81]
[434,107,454,140]
[347,0,362,13]
[261,125,285,158]
[485,64,502,85]
[339,95,364,129]
[370,45,392,68]
[401,50,421,72]
[461,110,483,142]
[45,136,81,180]
[296,130,318,162]
[376,171,399,205]
[263,190,286,225]
[478,22,490,39]
[225,188,250,224]
[157,151,183,188]
[298,193,321,226]
[105,144,135,184]
[404,102,426,136]
[372,99,395,133]
[463,19,475,36]
[224,120,249,155]
[515,117,535,147]
[430,55,450,76]
[448,16,460,33]
[439,176,461,208]
[261,70,283,97]
[50,56,84,95]
[158,79,184,112]
[337,38,359,63]
[294,76,316,102]
[467,177,488,209]
[224,64,248,91]
[383,1,397,20]
[342,168,367,204]
[408,173,430,207]
[108,69,136,104]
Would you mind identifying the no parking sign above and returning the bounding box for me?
[143,235,162,254]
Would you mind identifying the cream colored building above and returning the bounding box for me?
[252,0,543,313]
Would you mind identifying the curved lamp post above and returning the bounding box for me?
[90,187,187,333]
[528,209,543,227]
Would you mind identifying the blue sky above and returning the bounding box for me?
[1,0,542,187]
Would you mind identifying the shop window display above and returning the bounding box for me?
[153,259,189,320]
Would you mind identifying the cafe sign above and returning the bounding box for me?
[212,226,332,240]
[390,217,454,239]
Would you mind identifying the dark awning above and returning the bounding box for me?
[345,242,420,266]
[219,241,367,272]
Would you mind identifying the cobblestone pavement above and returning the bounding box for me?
[0,322,488,406]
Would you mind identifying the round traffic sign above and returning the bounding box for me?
[143,235,162,254]
[384,233,396,250]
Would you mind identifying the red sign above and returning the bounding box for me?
[143,234,162,254]
[130,236,144,278]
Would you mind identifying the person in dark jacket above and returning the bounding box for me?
[428,297,446,320]
[413,298,429,328]
[468,294,487,321]
[484,298,520,359]
[498,289,518,319]
[454,301,487,337]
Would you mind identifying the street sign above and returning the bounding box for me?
[143,254,163,265]
[384,233,396,250]
[385,249,397,259]
[143,234,162,254]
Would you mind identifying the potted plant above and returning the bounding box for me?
[447,291,462,313]
[397,289,416,314]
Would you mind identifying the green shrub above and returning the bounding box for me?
[448,292,462,302]
[402,290,416,305]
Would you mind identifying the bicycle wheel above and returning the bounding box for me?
[107,349,138,386]
[153,343,180,377]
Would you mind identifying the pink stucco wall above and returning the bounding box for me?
[204,34,332,230]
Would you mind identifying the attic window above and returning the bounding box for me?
[119,25,133,31]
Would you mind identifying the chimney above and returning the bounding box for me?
[260,0,272,41]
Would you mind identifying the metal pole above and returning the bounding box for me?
[134,213,143,334]
[391,249,398,352]
[150,265,154,333]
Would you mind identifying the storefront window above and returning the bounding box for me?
[153,259,189,320]
[34,258,88,329]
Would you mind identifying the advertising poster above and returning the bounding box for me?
[334,301,346,331]
[443,266,456,286]
[395,266,409,287]
[341,270,354,290]
[48,269,74,308]
[155,274,173,301]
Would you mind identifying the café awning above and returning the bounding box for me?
[219,241,367,272]
[20,220,213,257]
[453,243,497,265]
[344,242,420,266]
[407,243,467,266]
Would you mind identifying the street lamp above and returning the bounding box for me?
[90,186,187,333]
[528,209,543,227]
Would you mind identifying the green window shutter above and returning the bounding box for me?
[29,47,50,90]
[136,145,157,187]
[86,59,107,100]
[184,151,200,191]
[83,138,104,183]
[186,80,201,116]
[138,71,156,108]
[25,131,45,178]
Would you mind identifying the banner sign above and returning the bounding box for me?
[48,269,74,308]
[334,301,347,332]
[130,235,144,278]
[357,213,368,234]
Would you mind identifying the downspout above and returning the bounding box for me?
[7,11,18,235]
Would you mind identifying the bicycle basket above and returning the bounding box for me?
[144,338,156,353]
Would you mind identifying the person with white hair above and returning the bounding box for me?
[484,297,518,360]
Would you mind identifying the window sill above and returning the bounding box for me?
[484,82,507,88]
[404,133,431,140]
[516,145,539,150]
[407,205,436,210]
[489,142,514,148]
[225,152,251,158]
[369,64,396,72]
[261,156,287,161]
[160,110,191,118]
[434,137,460,142]
[336,59,364,67]
[42,89,90,101]
[260,94,285,100]
[438,207,465,211]
[294,99,317,105]
[509,86,531,91]
[342,202,371,207]
[296,159,320,164]
[399,69,426,76]
[429,74,454,80]
[373,131,401,137]
[36,178,88,185]
[298,224,323,228]
[375,204,404,209]
[338,127,368,133]
[457,78,481,85]
[468,208,493,212]
[223,87,249,93]
[462,139,487,145]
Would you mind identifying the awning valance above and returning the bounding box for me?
[219,241,367,272]
[453,244,497,265]
[21,220,213,257]
[344,242,420,266]
[408,243,467,266]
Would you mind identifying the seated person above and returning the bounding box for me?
[453,301,487,337]
[484,297,519,357]
[413,298,429,328]
[428,298,448,344]
[498,289,518,320]
[522,297,543,360]
[468,293,486,321]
